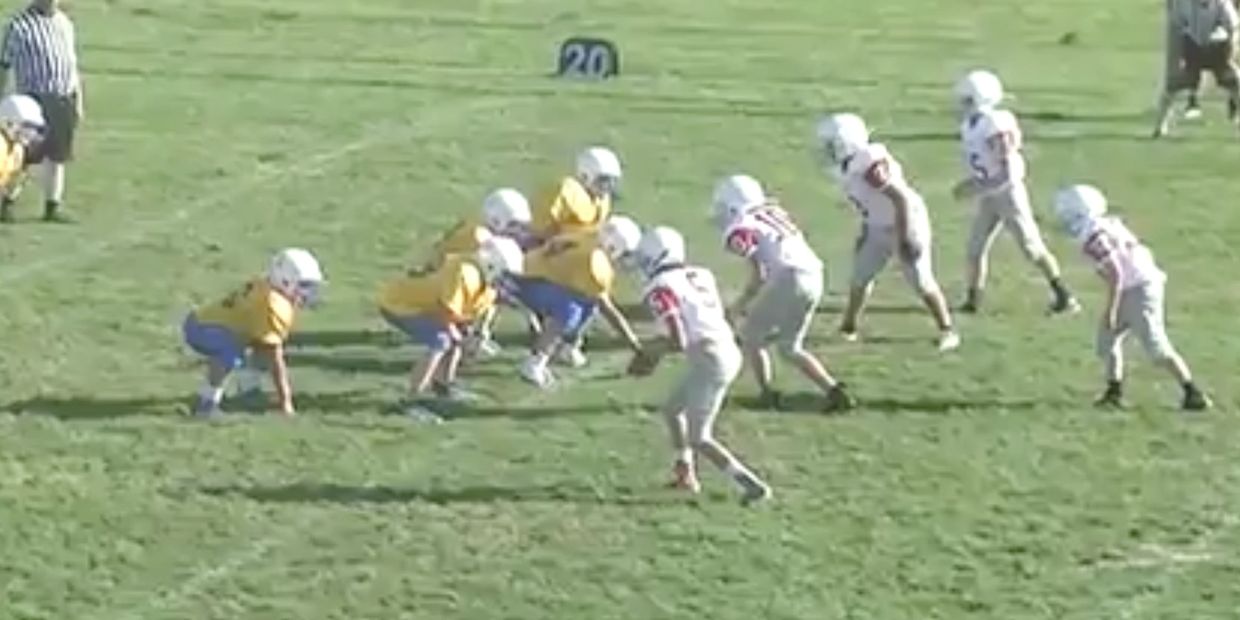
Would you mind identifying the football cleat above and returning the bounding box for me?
[519,357,556,389]
[937,330,961,352]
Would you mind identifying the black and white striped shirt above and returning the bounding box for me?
[0,6,78,96]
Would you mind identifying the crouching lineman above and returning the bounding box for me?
[531,146,620,244]
[1053,185,1210,411]
[526,146,623,360]
[711,174,854,412]
[510,215,644,387]
[951,70,1078,315]
[378,236,524,423]
[0,94,45,222]
[816,113,960,351]
[420,188,533,357]
[627,226,771,505]
[182,248,325,417]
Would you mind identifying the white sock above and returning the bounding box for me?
[198,384,224,405]
[42,161,64,204]
[676,449,694,467]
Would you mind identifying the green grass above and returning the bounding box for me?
[2,0,1239,618]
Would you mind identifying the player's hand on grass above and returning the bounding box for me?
[626,348,661,377]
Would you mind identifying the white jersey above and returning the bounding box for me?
[643,265,734,347]
[840,143,930,230]
[960,108,1026,188]
[722,204,823,274]
[1077,216,1165,290]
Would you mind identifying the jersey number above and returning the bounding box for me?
[846,195,869,220]
[221,282,255,308]
[541,238,578,258]
[968,152,988,181]
[753,206,800,238]
[685,271,718,308]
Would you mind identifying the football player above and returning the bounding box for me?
[816,113,960,351]
[378,235,524,422]
[1053,184,1210,411]
[420,188,533,358]
[951,70,1079,315]
[627,226,771,505]
[182,248,325,417]
[529,146,620,244]
[511,215,644,388]
[0,94,45,223]
[711,174,854,412]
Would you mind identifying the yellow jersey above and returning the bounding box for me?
[379,255,496,323]
[426,217,492,264]
[525,231,615,299]
[0,132,25,189]
[194,279,297,346]
[532,176,610,239]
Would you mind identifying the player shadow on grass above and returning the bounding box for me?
[288,329,401,349]
[814,302,922,316]
[5,390,388,420]
[733,391,1042,415]
[198,481,676,507]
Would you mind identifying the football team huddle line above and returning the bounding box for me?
[178,69,1213,505]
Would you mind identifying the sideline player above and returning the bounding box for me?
[1154,0,1240,137]
[511,215,644,387]
[816,113,960,351]
[1052,184,1210,411]
[378,236,524,422]
[711,174,854,412]
[627,226,771,505]
[182,248,325,417]
[951,70,1078,315]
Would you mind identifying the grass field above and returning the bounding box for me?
[2,0,1240,618]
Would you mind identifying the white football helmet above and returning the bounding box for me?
[635,226,686,277]
[476,235,524,282]
[0,94,44,144]
[481,188,531,236]
[955,70,1004,113]
[816,113,870,168]
[268,248,324,308]
[1053,184,1108,237]
[598,214,642,269]
[575,146,622,199]
[712,174,766,229]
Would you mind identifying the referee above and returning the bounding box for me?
[0,0,81,222]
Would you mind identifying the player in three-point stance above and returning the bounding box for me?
[418,188,534,358]
[816,113,960,352]
[182,248,325,417]
[711,174,854,412]
[528,146,624,365]
[627,226,771,505]
[951,70,1079,315]
[510,215,644,388]
[1052,184,1211,411]
[378,236,525,422]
